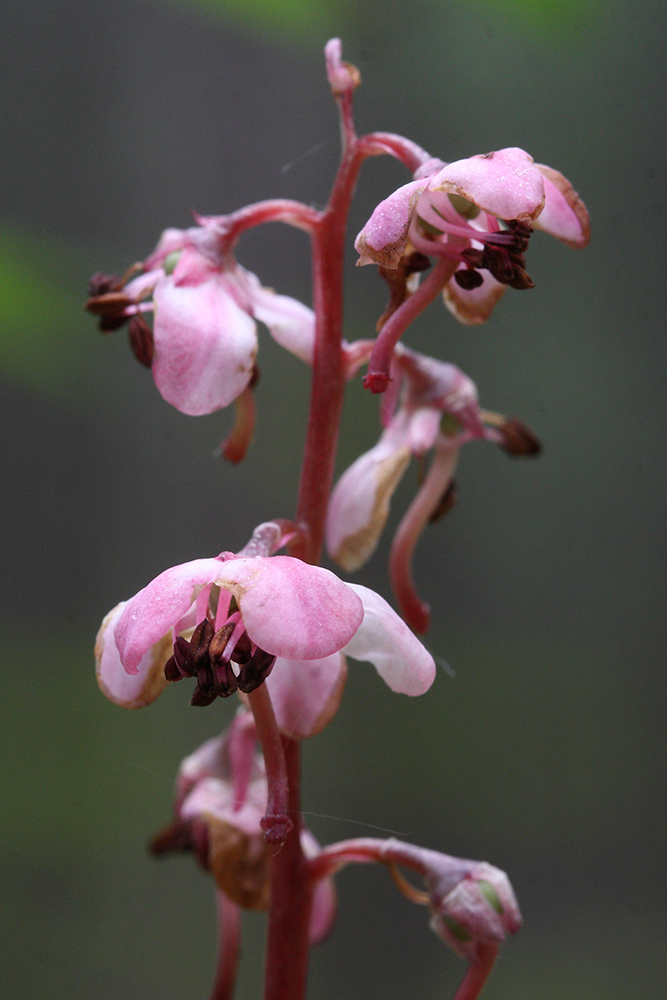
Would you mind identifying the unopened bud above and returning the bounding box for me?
[324,38,361,95]
[427,862,522,961]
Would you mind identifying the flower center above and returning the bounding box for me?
[164,614,276,707]
[410,199,535,290]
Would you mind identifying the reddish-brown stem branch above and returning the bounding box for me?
[358,131,433,173]
[389,443,459,633]
[263,738,312,1000]
[290,149,367,564]
[199,199,321,245]
[246,685,292,844]
[364,256,459,392]
[209,891,242,1000]
[265,71,371,1000]
[453,944,499,1000]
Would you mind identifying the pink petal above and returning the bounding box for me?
[144,227,191,269]
[176,732,229,807]
[355,178,429,267]
[265,652,347,739]
[180,777,266,837]
[443,269,507,325]
[95,602,171,708]
[115,557,225,671]
[342,584,436,695]
[214,556,364,660]
[429,148,545,223]
[534,164,591,248]
[152,274,257,415]
[301,827,338,944]
[309,873,338,944]
[248,280,316,365]
[406,406,444,454]
[326,423,411,572]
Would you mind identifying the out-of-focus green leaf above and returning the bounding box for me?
[478,0,600,27]
[156,0,601,40]
[0,226,93,398]
[158,0,333,40]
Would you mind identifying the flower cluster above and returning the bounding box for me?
[327,346,540,630]
[87,37,589,1000]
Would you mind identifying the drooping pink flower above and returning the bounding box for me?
[151,713,337,1000]
[355,146,590,325]
[326,348,540,630]
[95,522,436,734]
[86,223,315,415]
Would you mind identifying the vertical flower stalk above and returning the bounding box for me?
[87,30,589,1000]
[265,41,363,1000]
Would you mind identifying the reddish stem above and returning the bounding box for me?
[263,738,313,1000]
[452,944,499,1000]
[265,58,371,1000]
[389,443,459,633]
[358,131,433,173]
[246,685,292,845]
[262,43,444,1000]
[209,891,242,1000]
[197,199,321,249]
[364,257,459,393]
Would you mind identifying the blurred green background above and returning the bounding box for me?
[2,0,665,997]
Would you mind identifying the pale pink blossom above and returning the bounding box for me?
[96,524,436,732]
[326,348,539,630]
[355,146,590,325]
[152,716,337,939]
[86,224,315,415]
[327,349,491,573]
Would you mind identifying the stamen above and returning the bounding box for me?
[127,315,155,367]
[237,649,277,693]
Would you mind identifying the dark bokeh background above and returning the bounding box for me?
[2,1,665,997]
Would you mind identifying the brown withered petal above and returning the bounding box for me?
[191,684,218,708]
[190,619,215,664]
[207,819,271,910]
[171,635,196,675]
[507,265,535,290]
[213,660,239,698]
[98,314,130,333]
[208,622,236,662]
[164,656,184,682]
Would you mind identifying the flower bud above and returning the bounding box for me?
[427,861,522,961]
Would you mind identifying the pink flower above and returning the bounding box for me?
[86,224,315,415]
[326,348,539,630]
[355,146,590,325]
[95,523,436,735]
[151,715,337,948]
